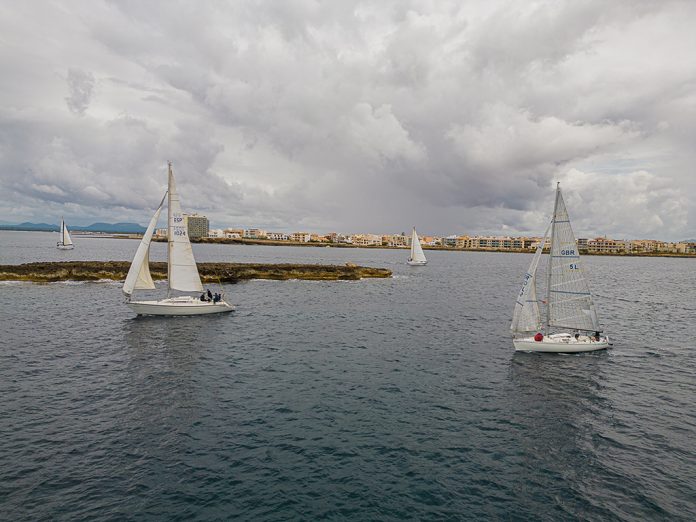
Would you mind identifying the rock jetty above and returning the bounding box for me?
[0,261,391,283]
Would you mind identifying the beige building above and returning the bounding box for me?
[290,232,311,243]
[352,234,382,246]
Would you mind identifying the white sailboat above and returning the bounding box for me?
[407,227,427,266]
[57,217,74,250]
[511,183,609,352]
[123,162,234,316]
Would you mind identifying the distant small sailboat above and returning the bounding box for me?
[123,162,234,316]
[511,183,609,352]
[407,227,427,266]
[57,218,74,250]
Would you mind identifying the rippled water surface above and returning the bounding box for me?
[1,231,695,520]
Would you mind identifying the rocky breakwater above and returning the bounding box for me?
[0,261,392,283]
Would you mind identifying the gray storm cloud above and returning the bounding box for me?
[65,69,95,115]
[0,1,694,239]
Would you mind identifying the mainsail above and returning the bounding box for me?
[511,222,550,334]
[546,185,599,332]
[61,218,73,246]
[123,193,167,296]
[167,164,204,293]
[410,228,427,263]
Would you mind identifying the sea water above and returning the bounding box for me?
[1,231,695,520]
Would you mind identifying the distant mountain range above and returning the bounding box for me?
[0,221,146,233]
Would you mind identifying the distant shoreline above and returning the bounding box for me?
[156,237,696,258]
[4,229,695,258]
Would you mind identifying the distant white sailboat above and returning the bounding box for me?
[57,217,74,250]
[407,227,427,266]
[123,162,234,316]
[511,183,609,352]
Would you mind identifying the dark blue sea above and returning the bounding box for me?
[1,231,695,520]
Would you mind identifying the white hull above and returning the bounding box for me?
[127,296,235,316]
[513,333,609,353]
[407,260,427,266]
[57,244,74,250]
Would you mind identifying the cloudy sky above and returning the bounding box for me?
[1,1,694,239]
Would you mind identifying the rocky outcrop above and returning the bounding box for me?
[0,261,392,282]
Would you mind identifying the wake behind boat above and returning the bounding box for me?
[123,162,234,316]
[510,183,609,353]
[407,227,427,266]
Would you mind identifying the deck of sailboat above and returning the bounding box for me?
[127,296,234,316]
[513,333,609,353]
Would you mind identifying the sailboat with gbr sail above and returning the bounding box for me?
[123,162,234,316]
[511,183,609,352]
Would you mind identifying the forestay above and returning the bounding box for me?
[511,222,550,334]
[167,167,204,293]
[123,193,166,296]
[547,187,599,331]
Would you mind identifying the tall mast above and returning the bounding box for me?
[545,182,560,332]
[167,161,172,297]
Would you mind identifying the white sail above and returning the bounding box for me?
[123,193,166,296]
[511,223,550,334]
[60,218,73,246]
[409,227,427,263]
[167,164,204,293]
[546,185,600,332]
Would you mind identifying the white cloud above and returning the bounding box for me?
[0,0,694,239]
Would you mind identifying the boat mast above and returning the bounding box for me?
[545,182,560,332]
[167,161,172,298]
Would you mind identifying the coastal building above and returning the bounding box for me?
[383,234,408,247]
[587,237,627,254]
[208,229,224,238]
[352,234,382,246]
[442,235,458,247]
[290,232,311,243]
[184,214,209,239]
[155,228,168,238]
[244,228,267,239]
[266,232,289,241]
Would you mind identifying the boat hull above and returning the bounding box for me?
[513,334,609,353]
[407,260,427,266]
[127,296,235,316]
[57,245,74,250]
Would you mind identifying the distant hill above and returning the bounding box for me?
[71,222,146,233]
[0,222,60,231]
[0,221,146,233]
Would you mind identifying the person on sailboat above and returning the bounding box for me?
[200,293,207,302]
[207,289,213,301]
